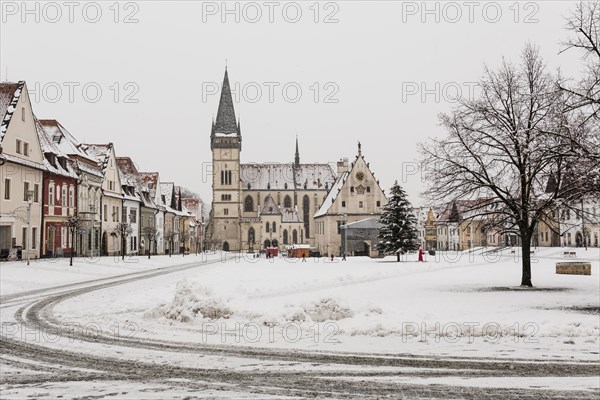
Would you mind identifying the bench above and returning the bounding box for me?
[562,251,577,258]
[556,261,591,275]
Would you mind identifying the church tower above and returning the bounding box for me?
[210,68,242,251]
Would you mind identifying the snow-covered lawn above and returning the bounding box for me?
[0,253,218,295]
[47,247,600,361]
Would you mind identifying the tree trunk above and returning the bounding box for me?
[520,231,533,287]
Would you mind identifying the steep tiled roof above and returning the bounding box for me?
[0,81,25,142]
[212,69,239,135]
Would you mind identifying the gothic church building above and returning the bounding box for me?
[206,69,387,254]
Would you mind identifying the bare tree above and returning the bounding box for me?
[163,230,176,257]
[66,216,84,267]
[179,231,190,257]
[114,223,133,261]
[142,226,159,259]
[420,45,599,287]
[560,1,600,118]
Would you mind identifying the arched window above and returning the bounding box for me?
[292,229,298,244]
[248,227,255,245]
[272,239,279,247]
[264,239,271,249]
[244,195,254,212]
[223,241,230,251]
[283,230,288,245]
[303,195,310,238]
[284,195,292,208]
[300,229,303,243]
[265,222,270,233]
[272,222,276,233]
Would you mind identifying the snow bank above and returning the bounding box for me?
[148,280,232,322]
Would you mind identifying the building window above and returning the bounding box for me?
[342,201,346,207]
[283,230,288,244]
[292,229,298,244]
[221,170,233,185]
[244,195,254,212]
[284,195,292,208]
[21,107,25,121]
[265,221,270,233]
[23,142,29,156]
[359,201,364,208]
[367,186,371,193]
[68,186,74,207]
[34,184,39,202]
[62,186,67,207]
[104,204,108,221]
[224,208,229,215]
[22,227,27,248]
[272,222,276,233]
[376,201,381,207]
[4,179,10,199]
[32,228,37,249]
[23,182,30,201]
[49,184,54,205]
[16,139,22,154]
[350,187,354,193]
[130,208,137,224]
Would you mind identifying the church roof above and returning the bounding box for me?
[212,69,239,135]
[241,163,336,191]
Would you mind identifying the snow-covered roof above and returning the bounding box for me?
[39,119,98,164]
[35,116,78,179]
[241,163,336,191]
[80,143,112,174]
[259,195,303,222]
[314,171,349,218]
[160,182,174,207]
[342,218,382,230]
[0,81,24,142]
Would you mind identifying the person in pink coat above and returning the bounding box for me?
[418,243,424,262]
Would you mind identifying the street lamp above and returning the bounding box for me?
[26,189,34,266]
[89,203,96,258]
[342,213,348,257]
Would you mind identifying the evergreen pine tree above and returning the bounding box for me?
[377,181,419,255]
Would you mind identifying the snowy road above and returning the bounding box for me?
[1,256,599,399]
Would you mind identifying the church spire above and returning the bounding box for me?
[212,67,239,135]
[294,135,300,166]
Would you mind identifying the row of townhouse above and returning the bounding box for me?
[0,81,203,261]
[414,196,600,251]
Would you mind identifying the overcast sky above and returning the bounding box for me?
[0,1,585,205]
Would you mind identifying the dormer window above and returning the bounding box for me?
[52,135,61,143]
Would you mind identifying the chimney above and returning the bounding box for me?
[337,159,345,175]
